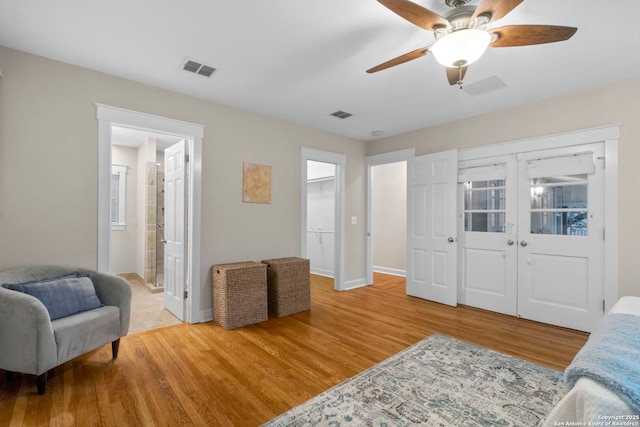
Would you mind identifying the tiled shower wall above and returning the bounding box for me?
[156,167,165,279]
[144,162,157,285]
[144,155,165,286]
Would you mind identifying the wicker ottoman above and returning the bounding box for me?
[261,257,310,317]
[212,261,267,329]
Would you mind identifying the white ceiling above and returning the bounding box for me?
[1,0,639,142]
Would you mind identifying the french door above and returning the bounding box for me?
[516,145,604,331]
[457,155,518,316]
[456,143,604,332]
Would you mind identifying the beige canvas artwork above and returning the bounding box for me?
[243,162,272,204]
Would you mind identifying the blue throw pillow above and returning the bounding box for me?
[3,275,103,320]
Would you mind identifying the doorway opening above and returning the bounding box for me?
[300,148,346,291]
[365,149,415,285]
[110,127,185,332]
[306,160,336,278]
[371,161,407,278]
[97,104,204,325]
[110,127,183,288]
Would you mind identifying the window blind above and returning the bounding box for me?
[458,163,506,182]
[111,174,120,224]
[526,152,595,179]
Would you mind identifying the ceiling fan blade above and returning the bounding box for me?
[378,0,449,31]
[489,25,577,47]
[472,0,523,23]
[367,46,430,73]
[446,66,467,85]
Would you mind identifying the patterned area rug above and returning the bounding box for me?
[263,334,565,426]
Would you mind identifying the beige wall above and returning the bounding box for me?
[3,43,637,308]
[367,75,640,297]
[0,47,367,316]
[372,161,406,274]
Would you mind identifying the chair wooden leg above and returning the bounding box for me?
[36,372,47,395]
[112,339,120,359]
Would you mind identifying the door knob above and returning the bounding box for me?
[507,239,514,246]
[520,240,528,247]
[161,239,167,244]
[448,237,455,243]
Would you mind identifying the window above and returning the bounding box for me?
[530,174,588,236]
[463,179,507,232]
[526,152,594,237]
[111,165,127,230]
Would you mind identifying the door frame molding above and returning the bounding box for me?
[458,124,620,311]
[96,104,205,323]
[365,148,415,285]
[301,147,346,291]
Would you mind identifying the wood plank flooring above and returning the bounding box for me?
[0,273,588,427]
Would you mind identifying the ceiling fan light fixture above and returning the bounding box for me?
[431,28,491,68]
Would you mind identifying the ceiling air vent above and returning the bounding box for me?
[182,59,216,77]
[197,65,215,77]
[331,110,353,119]
[462,75,507,96]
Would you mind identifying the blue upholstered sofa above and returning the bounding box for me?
[0,265,131,394]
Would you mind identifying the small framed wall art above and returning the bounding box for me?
[243,162,272,204]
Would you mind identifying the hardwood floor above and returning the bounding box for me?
[0,273,588,427]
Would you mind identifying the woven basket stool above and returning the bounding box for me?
[261,257,310,317]
[212,261,267,329]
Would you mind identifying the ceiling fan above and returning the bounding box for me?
[367,0,577,87]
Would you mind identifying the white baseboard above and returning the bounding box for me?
[373,266,406,277]
[343,278,368,290]
[310,267,334,278]
[199,309,213,323]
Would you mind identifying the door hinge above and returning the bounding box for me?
[185,154,190,163]
[603,299,606,313]
[603,227,606,240]
[184,291,188,299]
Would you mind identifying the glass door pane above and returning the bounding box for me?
[463,179,506,232]
[529,174,588,236]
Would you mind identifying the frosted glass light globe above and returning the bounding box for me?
[432,29,491,67]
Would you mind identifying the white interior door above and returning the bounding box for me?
[517,145,605,332]
[407,150,458,306]
[164,140,187,320]
[457,157,518,315]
